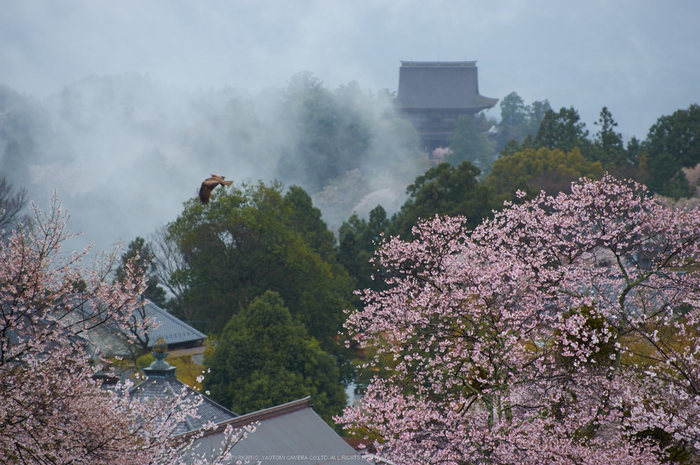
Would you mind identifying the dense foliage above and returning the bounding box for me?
[335,101,699,297]
[644,103,700,198]
[533,106,593,157]
[485,146,604,201]
[389,161,492,240]
[275,72,426,197]
[495,92,552,153]
[337,205,391,293]
[165,180,354,347]
[3,71,700,459]
[488,102,699,205]
[340,175,700,464]
[204,291,347,426]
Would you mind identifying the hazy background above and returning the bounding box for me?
[1,0,699,253]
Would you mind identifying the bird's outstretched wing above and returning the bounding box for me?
[199,174,233,204]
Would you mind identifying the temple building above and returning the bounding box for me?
[395,61,498,151]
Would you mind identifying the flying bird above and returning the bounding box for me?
[199,174,233,204]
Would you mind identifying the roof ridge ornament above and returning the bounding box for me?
[145,336,176,376]
[152,336,169,362]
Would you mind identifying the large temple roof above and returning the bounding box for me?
[396,61,498,111]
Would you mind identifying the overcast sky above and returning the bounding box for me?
[2,0,699,141]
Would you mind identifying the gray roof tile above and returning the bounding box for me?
[190,398,360,464]
[141,301,207,347]
[130,375,238,435]
[396,61,498,111]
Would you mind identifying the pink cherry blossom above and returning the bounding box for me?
[338,175,700,464]
[0,194,250,465]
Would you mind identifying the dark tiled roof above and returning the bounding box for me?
[130,373,238,435]
[141,302,207,347]
[71,299,206,351]
[396,61,498,111]
[190,398,361,464]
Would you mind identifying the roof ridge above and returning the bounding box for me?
[144,301,207,340]
[400,60,477,67]
[187,397,312,439]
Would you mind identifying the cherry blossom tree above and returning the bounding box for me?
[0,195,251,465]
[339,175,700,464]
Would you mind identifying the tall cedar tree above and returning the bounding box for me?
[644,103,700,199]
[204,291,347,428]
[389,161,492,240]
[337,205,391,293]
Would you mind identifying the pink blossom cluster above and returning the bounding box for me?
[0,195,250,465]
[339,175,700,464]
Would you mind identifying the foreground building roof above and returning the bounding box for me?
[189,397,361,464]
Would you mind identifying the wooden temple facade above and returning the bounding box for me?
[395,61,498,151]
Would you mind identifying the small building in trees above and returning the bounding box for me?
[141,302,207,350]
[395,61,498,151]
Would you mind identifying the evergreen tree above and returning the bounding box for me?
[534,107,592,158]
[644,103,700,198]
[495,94,550,155]
[499,92,528,127]
[275,72,373,193]
[337,205,391,293]
[283,185,337,263]
[592,106,627,168]
[389,161,492,239]
[528,99,552,127]
[203,291,347,427]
